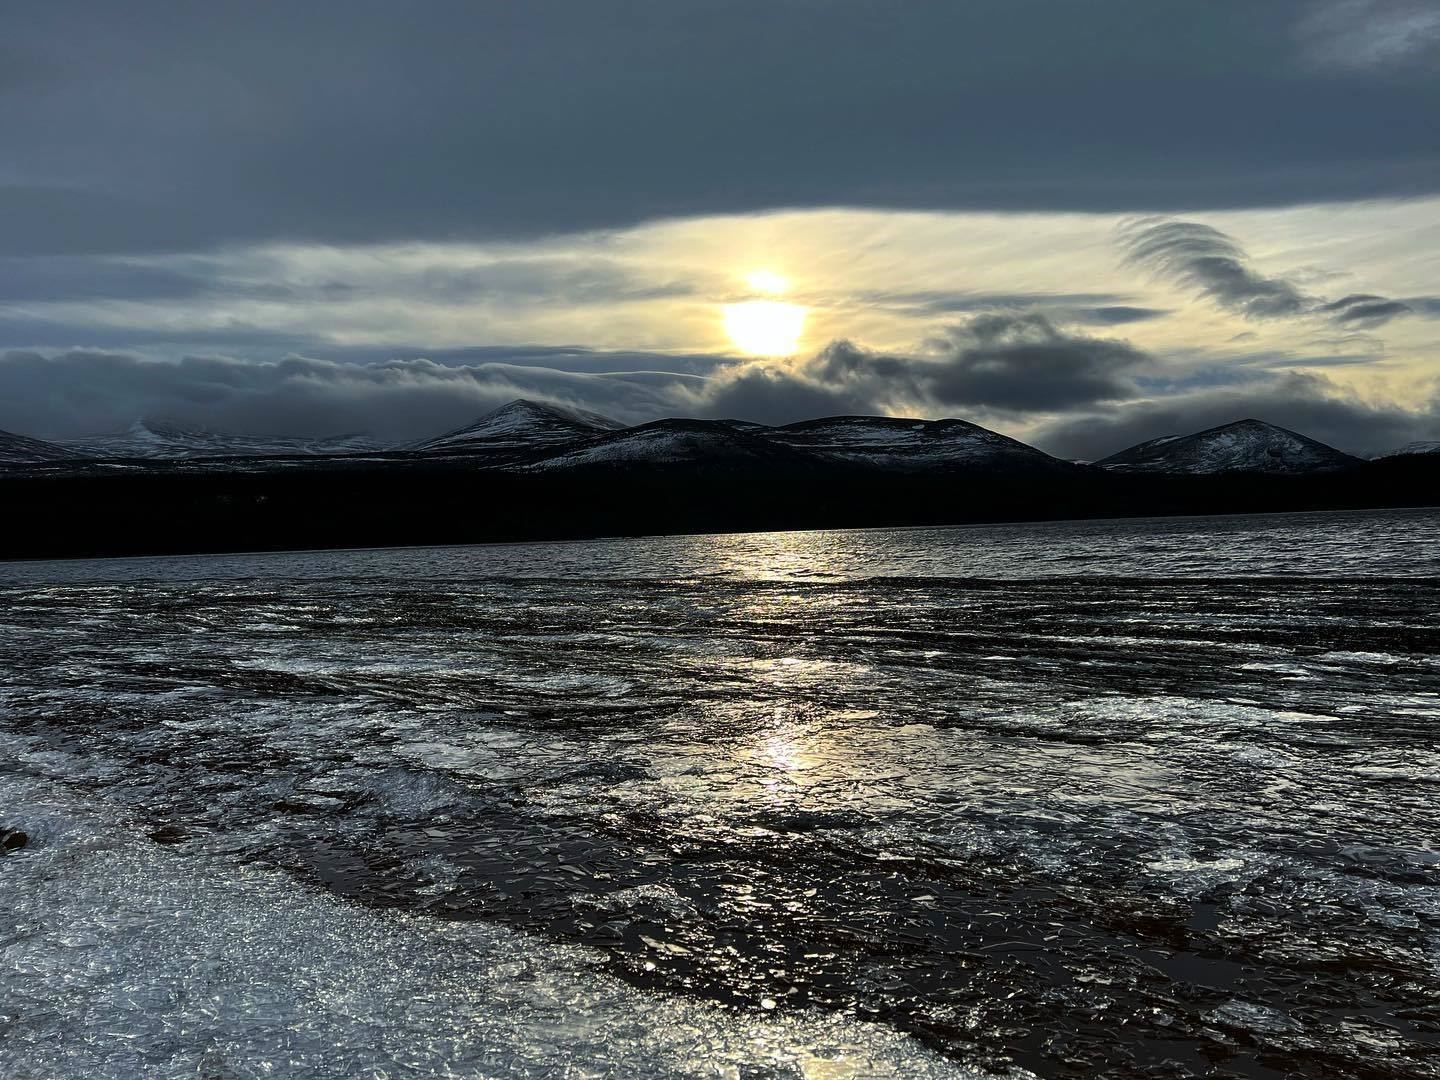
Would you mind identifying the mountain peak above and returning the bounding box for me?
[773,413,1065,470]
[487,398,623,428]
[411,398,622,453]
[1099,418,1359,474]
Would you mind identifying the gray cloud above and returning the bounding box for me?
[1320,293,1415,326]
[1085,306,1170,325]
[2,315,1160,440]
[698,313,1152,423]
[0,350,705,442]
[865,290,1130,316]
[922,314,1152,410]
[1119,219,1312,318]
[1297,0,1440,70]
[0,257,215,304]
[0,252,685,310]
[3,3,1439,258]
[859,290,1169,327]
[5,333,1433,462]
[1029,370,1440,459]
[408,263,693,305]
[1120,218,1414,327]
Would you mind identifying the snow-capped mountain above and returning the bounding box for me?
[525,419,825,472]
[523,413,1074,474]
[67,420,380,460]
[772,415,1067,471]
[411,399,624,454]
[0,429,76,464]
[1097,419,1360,475]
[1375,440,1440,459]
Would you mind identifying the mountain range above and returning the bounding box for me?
[2,401,1436,559]
[65,419,382,460]
[2,400,1424,474]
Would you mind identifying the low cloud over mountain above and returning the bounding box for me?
[0,349,704,442]
[1032,370,1440,460]
[697,314,1153,424]
[9,301,1435,458]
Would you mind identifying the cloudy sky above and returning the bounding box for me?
[4,0,1438,456]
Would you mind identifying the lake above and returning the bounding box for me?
[2,508,1437,1078]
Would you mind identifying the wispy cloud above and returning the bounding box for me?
[1320,294,1417,326]
[1119,218,1412,327]
[1119,219,1312,319]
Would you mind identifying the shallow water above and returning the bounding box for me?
[1,509,1438,1078]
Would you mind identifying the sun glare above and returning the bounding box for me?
[745,268,789,295]
[724,269,804,355]
[724,300,806,356]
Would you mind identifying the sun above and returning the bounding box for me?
[724,300,806,356]
[724,269,806,355]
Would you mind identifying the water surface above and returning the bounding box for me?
[2,509,1438,1078]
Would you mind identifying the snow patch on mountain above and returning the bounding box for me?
[0,430,76,464]
[1097,419,1360,475]
[773,416,1065,470]
[526,420,820,471]
[68,420,380,460]
[1375,440,1440,459]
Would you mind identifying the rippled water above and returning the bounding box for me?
[2,509,1438,1078]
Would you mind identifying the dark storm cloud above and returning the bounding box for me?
[1030,371,1440,460]
[0,349,707,441]
[1121,218,1415,327]
[4,2,1439,256]
[698,313,1152,424]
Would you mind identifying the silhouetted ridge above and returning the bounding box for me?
[1375,440,1440,460]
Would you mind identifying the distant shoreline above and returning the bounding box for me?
[6,503,1440,572]
[2,453,1437,561]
